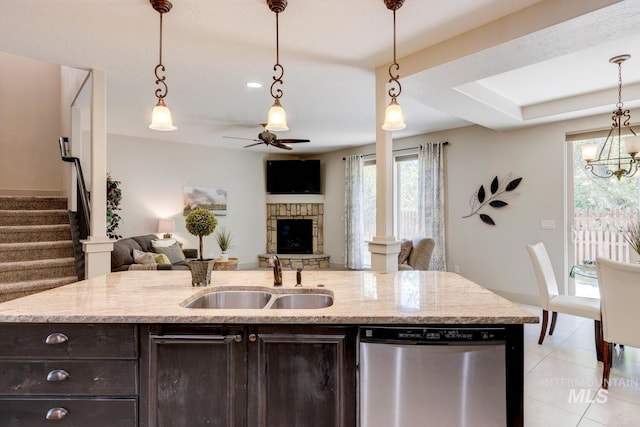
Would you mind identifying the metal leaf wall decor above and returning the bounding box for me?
[463,173,522,226]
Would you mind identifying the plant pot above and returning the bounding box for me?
[186,259,214,286]
[219,252,229,262]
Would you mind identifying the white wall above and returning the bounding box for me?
[0,52,63,195]
[319,111,633,303]
[107,134,268,269]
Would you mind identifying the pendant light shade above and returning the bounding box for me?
[149,0,176,131]
[150,98,176,131]
[267,98,288,132]
[382,97,406,131]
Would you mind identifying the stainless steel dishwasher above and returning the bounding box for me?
[359,326,507,427]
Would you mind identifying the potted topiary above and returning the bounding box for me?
[215,226,233,262]
[185,207,218,286]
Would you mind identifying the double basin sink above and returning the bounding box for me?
[185,288,334,310]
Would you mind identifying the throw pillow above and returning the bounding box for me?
[153,253,172,265]
[398,240,413,264]
[133,248,156,265]
[151,238,178,248]
[153,242,186,264]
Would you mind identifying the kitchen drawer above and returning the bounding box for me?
[0,360,137,396]
[0,397,137,426]
[0,324,137,359]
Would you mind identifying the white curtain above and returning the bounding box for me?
[418,142,447,270]
[344,154,365,269]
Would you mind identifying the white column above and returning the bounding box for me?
[81,69,113,278]
[368,65,400,271]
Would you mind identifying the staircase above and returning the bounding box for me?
[0,196,78,303]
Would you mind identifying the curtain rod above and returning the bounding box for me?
[343,141,448,160]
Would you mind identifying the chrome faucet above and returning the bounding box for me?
[269,255,282,287]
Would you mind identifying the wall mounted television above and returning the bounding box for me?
[266,159,321,194]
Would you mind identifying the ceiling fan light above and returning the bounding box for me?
[266,99,289,132]
[149,98,177,131]
[382,98,406,131]
[580,143,598,162]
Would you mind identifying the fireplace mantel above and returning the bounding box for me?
[266,194,324,204]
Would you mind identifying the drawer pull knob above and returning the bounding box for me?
[45,407,69,420]
[46,369,70,382]
[45,333,69,345]
[249,334,257,342]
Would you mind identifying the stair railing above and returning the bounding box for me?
[59,137,90,239]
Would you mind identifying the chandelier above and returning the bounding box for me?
[149,0,177,131]
[381,0,406,131]
[265,0,289,132]
[581,54,639,179]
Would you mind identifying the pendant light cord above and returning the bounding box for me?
[387,9,402,98]
[270,11,284,100]
[154,11,168,99]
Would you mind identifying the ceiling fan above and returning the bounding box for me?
[224,128,310,151]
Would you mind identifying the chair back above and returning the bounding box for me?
[408,237,436,270]
[596,257,640,347]
[526,242,560,310]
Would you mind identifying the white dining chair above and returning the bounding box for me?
[596,256,640,389]
[526,243,602,358]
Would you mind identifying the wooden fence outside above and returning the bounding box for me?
[573,208,639,264]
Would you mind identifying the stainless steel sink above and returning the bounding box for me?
[268,294,334,310]
[185,290,273,309]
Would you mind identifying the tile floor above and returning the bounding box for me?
[522,306,640,426]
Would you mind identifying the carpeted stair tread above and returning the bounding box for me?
[0,241,74,262]
[0,209,69,226]
[0,224,71,243]
[0,196,67,210]
[0,258,76,283]
[0,276,78,303]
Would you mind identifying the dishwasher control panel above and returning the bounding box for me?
[360,326,506,344]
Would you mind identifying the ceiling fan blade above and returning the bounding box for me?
[273,141,293,150]
[277,139,310,144]
[224,136,261,142]
[243,142,264,148]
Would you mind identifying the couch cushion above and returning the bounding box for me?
[153,242,186,264]
[133,234,162,252]
[133,248,156,265]
[398,240,413,264]
[153,253,172,265]
[111,238,144,270]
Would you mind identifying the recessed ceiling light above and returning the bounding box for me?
[246,81,262,88]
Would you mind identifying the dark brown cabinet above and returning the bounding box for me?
[248,326,356,427]
[141,325,356,427]
[0,323,138,427]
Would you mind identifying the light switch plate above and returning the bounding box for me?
[541,219,556,230]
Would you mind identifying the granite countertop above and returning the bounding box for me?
[0,270,538,325]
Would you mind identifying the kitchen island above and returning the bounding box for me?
[0,270,537,427]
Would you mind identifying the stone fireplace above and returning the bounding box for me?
[277,219,313,254]
[259,202,330,269]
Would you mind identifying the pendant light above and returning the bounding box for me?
[149,0,177,131]
[581,54,639,180]
[382,0,406,131]
[266,0,289,132]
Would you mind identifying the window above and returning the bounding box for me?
[394,154,419,240]
[569,136,640,297]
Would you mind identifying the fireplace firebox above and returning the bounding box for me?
[277,219,313,254]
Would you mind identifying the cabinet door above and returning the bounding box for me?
[147,329,246,427]
[247,326,356,427]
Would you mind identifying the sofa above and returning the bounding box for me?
[111,234,197,272]
[398,237,436,271]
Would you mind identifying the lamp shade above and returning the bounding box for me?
[158,218,175,234]
[580,143,598,162]
[624,134,640,156]
[382,97,406,131]
[266,99,289,132]
[149,99,177,131]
